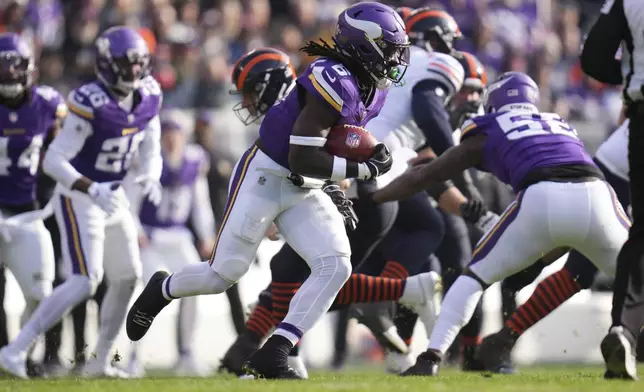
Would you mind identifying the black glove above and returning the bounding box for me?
[450,100,482,130]
[365,143,393,179]
[323,184,359,231]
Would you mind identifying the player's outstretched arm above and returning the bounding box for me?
[373,134,486,203]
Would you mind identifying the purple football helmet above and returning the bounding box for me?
[334,2,410,89]
[483,72,540,113]
[0,33,33,100]
[95,26,150,96]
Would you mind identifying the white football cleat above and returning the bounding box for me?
[0,347,28,379]
[399,271,442,338]
[287,355,309,379]
[384,349,414,374]
[81,360,130,379]
[175,355,210,377]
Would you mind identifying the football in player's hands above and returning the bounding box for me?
[325,124,378,162]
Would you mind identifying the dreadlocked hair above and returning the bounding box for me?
[300,38,372,88]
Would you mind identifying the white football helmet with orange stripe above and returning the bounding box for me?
[367,45,464,152]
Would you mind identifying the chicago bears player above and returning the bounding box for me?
[126,118,215,378]
[0,26,163,379]
[127,2,407,379]
[373,72,629,376]
[0,32,64,374]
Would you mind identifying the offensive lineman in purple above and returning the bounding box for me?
[0,33,66,209]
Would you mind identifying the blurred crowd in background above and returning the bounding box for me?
[0,0,622,218]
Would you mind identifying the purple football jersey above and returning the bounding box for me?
[0,85,66,206]
[461,111,595,191]
[258,57,388,169]
[139,145,208,229]
[67,76,162,183]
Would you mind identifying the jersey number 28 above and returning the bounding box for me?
[95,132,145,173]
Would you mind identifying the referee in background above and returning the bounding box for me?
[581,0,644,381]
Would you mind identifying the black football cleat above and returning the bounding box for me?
[126,271,172,341]
[241,336,304,380]
[477,328,518,374]
[400,350,440,376]
[241,361,303,380]
[219,334,260,376]
[601,327,638,380]
[461,345,486,372]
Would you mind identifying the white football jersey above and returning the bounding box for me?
[367,46,465,152]
[595,119,629,181]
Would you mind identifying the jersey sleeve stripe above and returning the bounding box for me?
[310,68,344,111]
[461,121,477,135]
[68,103,94,120]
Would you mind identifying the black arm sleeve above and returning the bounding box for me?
[580,0,627,85]
[411,79,455,155]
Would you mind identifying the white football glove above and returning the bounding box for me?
[88,181,123,214]
[135,175,162,206]
[476,211,500,234]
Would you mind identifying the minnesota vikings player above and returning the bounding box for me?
[373,72,629,376]
[126,118,215,378]
[127,2,407,379]
[477,116,638,374]
[0,32,63,369]
[0,26,162,379]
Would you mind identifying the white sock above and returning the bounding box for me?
[8,275,92,356]
[177,297,197,356]
[276,255,351,346]
[162,263,231,299]
[93,279,136,366]
[427,275,483,354]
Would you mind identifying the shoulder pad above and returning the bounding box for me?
[36,85,67,119]
[421,52,464,99]
[298,58,359,116]
[68,82,111,120]
[460,114,491,142]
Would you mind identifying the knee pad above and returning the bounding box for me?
[66,274,97,297]
[312,255,352,284]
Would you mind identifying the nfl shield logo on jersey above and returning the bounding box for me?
[345,132,361,149]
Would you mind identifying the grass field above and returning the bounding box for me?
[0,366,642,392]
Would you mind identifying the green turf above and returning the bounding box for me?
[0,366,642,392]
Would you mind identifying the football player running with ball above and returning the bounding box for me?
[372,72,628,376]
[0,26,163,379]
[126,2,408,379]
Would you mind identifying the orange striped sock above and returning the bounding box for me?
[245,304,274,341]
[271,282,301,324]
[506,268,581,336]
[380,261,410,279]
[334,273,406,305]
